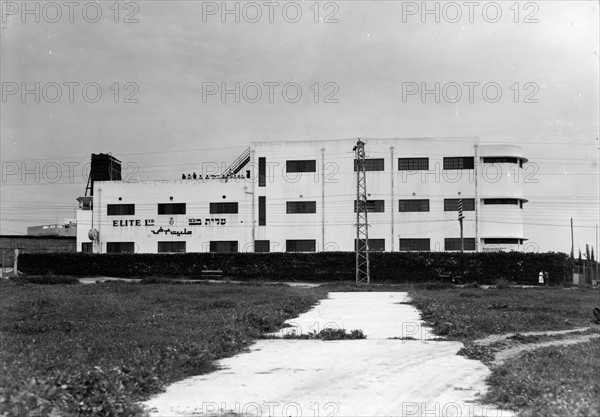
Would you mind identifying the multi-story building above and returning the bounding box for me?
[76,138,529,253]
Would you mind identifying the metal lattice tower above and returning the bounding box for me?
[354,139,370,286]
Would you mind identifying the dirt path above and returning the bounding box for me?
[473,327,592,347]
[143,292,513,417]
[491,333,600,366]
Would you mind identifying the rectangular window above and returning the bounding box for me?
[286,160,316,173]
[106,242,135,253]
[355,239,385,252]
[258,196,266,225]
[354,200,385,213]
[158,241,186,253]
[483,157,518,164]
[255,240,270,253]
[158,203,186,215]
[444,199,475,211]
[286,239,316,252]
[286,201,317,214]
[354,158,385,171]
[484,238,523,245]
[399,238,430,252]
[209,241,238,253]
[483,199,519,205]
[258,157,266,187]
[81,242,92,253]
[443,157,474,170]
[398,199,429,212]
[107,204,135,216]
[210,202,238,214]
[398,158,429,171]
[444,238,476,251]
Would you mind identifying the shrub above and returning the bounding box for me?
[19,252,572,285]
[494,278,511,289]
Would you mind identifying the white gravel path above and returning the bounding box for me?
[143,292,514,417]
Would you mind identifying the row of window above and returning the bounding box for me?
[107,198,523,219]
[256,157,523,184]
[92,238,523,254]
[282,157,476,173]
[291,198,522,214]
[107,202,239,216]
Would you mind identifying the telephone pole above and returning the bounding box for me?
[354,139,370,286]
[458,198,464,253]
[570,217,574,258]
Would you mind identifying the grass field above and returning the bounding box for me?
[2,279,598,417]
[0,280,327,416]
[408,285,600,417]
[408,286,598,340]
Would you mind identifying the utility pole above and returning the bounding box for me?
[458,197,464,279]
[458,198,464,253]
[570,217,574,258]
[354,139,370,286]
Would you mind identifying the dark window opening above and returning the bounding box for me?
[444,199,475,211]
[398,158,429,171]
[286,201,317,214]
[482,157,518,164]
[355,239,385,252]
[483,199,519,205]
[258,157,266,187]
[107,204,135,216]
[210,241,238,253]
[484,238,523,244]
[255,240,270,253]
[286,239,316,252]
[210,202,239,214]
[354,158,385,171]
[158,241,186,253]
[286,160,316,173]
[444,238,476,251]
[158,203,186,215]
[443,157,474,170]
[81,242,92,253]
[106,242,135,253]
[398,199,429,212]
[258,196,266,225]
[354,200,385,213]
[399,238,430,252]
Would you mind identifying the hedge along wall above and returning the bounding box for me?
[18,252,572,285]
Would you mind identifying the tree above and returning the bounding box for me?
[578,248,582,264]
[586,244,591,261]
[592,247,596,262]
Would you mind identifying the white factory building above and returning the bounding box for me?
[76,137,529,254]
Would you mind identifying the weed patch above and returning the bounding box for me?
[280,328,366,340]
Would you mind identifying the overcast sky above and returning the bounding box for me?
[1,0,598,254]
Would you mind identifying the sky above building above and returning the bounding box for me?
[1,1,598,254]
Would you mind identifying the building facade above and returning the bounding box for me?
[27,221,77,237]
[76,138,529,254]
